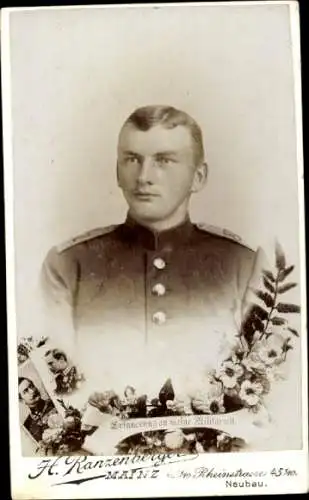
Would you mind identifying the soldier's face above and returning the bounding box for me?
[46,355,67,374]
[19,379,41,406]
[117,124,206,223]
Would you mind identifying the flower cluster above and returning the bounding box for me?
[81,331,297,426]
[115,428,246,455]
[215,242,300,413]
[17,335,48,365]
[213,333,288,412]
[37,402,86,456]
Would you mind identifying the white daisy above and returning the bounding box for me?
[218,361,244,388]
[252,334,285,367]
[164,430,185,450]
[191,383,225,414]
[239,380,264,406]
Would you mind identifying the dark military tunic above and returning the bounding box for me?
[41,216,264,396]
[23,399,57,442]
[54,365,78,394]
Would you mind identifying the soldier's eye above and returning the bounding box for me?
[157,157,176,165]
[125,156,140,165]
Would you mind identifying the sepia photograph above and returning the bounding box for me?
[18,359,59,451]
[2,1,307,498]
[30,339,85,396]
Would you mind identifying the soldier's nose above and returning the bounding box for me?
[137,159,153,185]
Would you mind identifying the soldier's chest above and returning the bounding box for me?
[73,245,242,391]
[74,244,239,327]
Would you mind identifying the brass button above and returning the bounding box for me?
[152,311,166,325]
[152,283,166,296]
[153,257,166,270]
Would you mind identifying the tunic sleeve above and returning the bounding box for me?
[241,246,269,317]
[239,246,271,346]
[230,246,269,338]
[40,246,75,307]
[39,247,78,356]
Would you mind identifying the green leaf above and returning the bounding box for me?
[241,304,270,342]
[240,320,255,344]
[37,340,48,349]
[135,395,148,417]
[57,398,67,409]
[263,277,275,293]
[262,269,276,282]
[254,290,275,308]
[278,265,295,281]
[287,327,300,337]
[275,242,286,270]
[276,303,301,313]
[282,337,291,347]
[271,317,286,326]
[281,341,292,356]
[235,350,245,361]
[250,304,269,320]
[282,344,293,353]
[159,378,175,406]
[278,283,297,294]
[253,318,264,332]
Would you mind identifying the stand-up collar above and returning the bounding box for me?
[28,398,47,418]
[120,213,194,251]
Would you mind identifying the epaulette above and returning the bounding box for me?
[57,225,118,253]
[195,222,253,250]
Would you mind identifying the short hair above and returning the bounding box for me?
[122,105,205,165]
[18,376,32,387]
[44,348,67,362]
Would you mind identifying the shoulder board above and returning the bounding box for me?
[57,225,118,253]
[195,222,253,249]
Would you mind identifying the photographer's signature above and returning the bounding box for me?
[28,453,198,485]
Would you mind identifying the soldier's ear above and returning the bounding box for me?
[191,162,208,193]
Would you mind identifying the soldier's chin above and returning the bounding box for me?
[130,204,164,223]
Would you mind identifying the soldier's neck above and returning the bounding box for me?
[28,398,45,412]
[128,207,190,233]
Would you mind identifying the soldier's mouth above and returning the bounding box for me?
[134,193,158,201]
[133,192,159,200]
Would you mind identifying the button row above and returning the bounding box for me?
[152,258,166,325]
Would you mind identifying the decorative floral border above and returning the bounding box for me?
[18,243,301,455]
[17,335,49,365]
[115,428,247,454]
[35,400,85,456]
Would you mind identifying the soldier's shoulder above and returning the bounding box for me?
[194,222,255,252]
[56,225,119,253]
